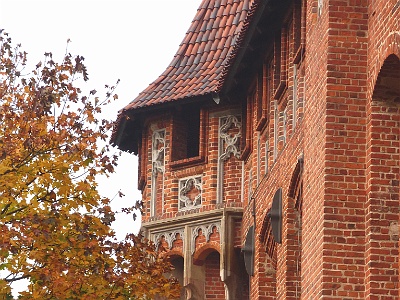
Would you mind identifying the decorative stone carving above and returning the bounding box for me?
[318,0,323,17]
[219,115,242,161]
[152,129,166,174]
[191,222,221,254]
[154,229,184,251]
[151,128,166,217]
[179,176,202,210]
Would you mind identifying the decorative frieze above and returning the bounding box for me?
[153,229,184,251]
[179,176,202,210]
[191,222,221,254]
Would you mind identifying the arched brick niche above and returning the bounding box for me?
[170,255,184,297]
[286,157,303,299]
[258,210,277,298]
[366,53,400,298]
[193,243,221,265]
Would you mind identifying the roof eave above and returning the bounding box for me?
[111,93,214,153]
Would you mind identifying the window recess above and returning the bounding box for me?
[170,104,206,168]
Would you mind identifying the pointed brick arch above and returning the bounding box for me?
[286,156,304,299]
[288,156,304,200]
[260,210,278,265]
[193,243,221,265]
[259,209,277,298]
[372,54,400,103]
[368,31,400,100]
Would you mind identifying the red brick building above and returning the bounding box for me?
[112,0,400,299]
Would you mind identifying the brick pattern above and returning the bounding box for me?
[366,54,400,298]
[239,1,308,299]
[233,218,243,248]
[300,0,328,297]
[322,1,369,298]
[204,252,225,300]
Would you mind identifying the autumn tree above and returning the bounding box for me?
[0,31,180,299]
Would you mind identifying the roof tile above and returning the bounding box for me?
[121,0,258,112]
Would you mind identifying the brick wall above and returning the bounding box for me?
[366,53,400,299]
[302,0,328,298]
[322,0,369,297]
[134,0,400,299]
[204,252,225,300]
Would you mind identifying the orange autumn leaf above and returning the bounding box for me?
[0,31,180,299]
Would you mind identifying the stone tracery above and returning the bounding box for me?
[154,229,184,251]
[179,176,202,210]
[152,129,166,174]
[219,115,242,161]
[191,222,221,254]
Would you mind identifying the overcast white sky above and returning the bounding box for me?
[1,0,202,295]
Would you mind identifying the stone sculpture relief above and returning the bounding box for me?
[154,229,184,251]
[191,222,221,254]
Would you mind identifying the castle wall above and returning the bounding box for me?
[133,0,400,299]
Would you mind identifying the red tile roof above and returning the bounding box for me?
[121,0,257,111]
[112,0,261,151]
